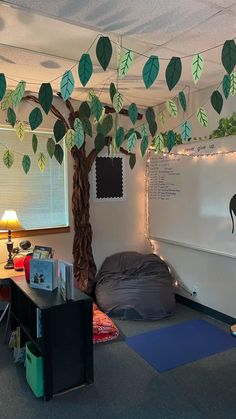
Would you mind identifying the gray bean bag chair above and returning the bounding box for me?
[95,252,176,320]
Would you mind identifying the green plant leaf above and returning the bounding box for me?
[128,102,138,125]
[222,74,231,99]
[159,111,166,127]
[60,70,74,101]
[78,101,91,120]
[96,122,103,135]
[32,134,38,154]
[0,73,6,101]
[167,130,176,151]
[82,118,92,137]
[29,107,43,130]
[140,123,149,138]
[101,114,113,136]
[38,83,53,114]
[140,136,148,157]
[15,121,25,141]
[197,107,208,127]
[166,57,182,91]
[145,107,155,126]
[230,72,236,95]
[154,134,164,153]
[109,82,116,103]
[221,40,236,74]
[37,152,46,172]
[119,49,134,78]
[179,91,187,112]
[74,118,84,149]
[1,90,13,110]
[78,53,93,87]
[22,155,31,174]
[191,53,204,84]
[53,119,66,142]
[113,92,124,113]
[142,55,159,88]
[3,149,14,168]
[65,129,75,150]
[127,128,137,152]
[12,80,26,107]
[115,127,125,148]
[166,99,178,117]
[91,95,103,121]
[95,133,105,153]
[129,154,136,170]
[96,36,112,71]
[148,119,157,137]
[181,121,192,142]
[47,137,56,158]
[54,144,64,164]
[211,90,223,114]
[7,107,16,127]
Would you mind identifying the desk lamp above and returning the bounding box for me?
[0,210,23,269]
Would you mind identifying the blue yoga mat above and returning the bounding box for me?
[126,319,236,372]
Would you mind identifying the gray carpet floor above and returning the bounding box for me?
[0,302,236,419]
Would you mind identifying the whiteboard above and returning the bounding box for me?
[148,136,236,258]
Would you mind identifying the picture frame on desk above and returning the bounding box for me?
[33,245,54,260]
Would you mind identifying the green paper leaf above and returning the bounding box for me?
[1,90,13,110]
[95,133,105,153]
[179,91,187,112]
[15,121,25,141]
[101,114,113,136]
[91,95,103,121]
[54,144,64,164]
[53,119,66,142]
[22,155,31,174]
[197,107,208,127]
[12,80,26,107]
[142,55,159,88]
[148,119,157,137]
[115,127,125,148]
[230,73,236,95]
[166,99,178,117]
[0,73,6,101]
[60,70,75,101]
[3,149,14,168]
[38,83,53,114]
[140,136,148,157]
[113,92,124,113]
[65,129,75,150]
[127,128,137,152]
[140,123,149,139]
[29,107,43,130]
[47,137,56,158]
[145,107,155,126]
[7,107,16,127]
[166,57,182,91]
[128,103,138,125]
[109,82,116,103]
[154,134,164,153]
[96,122,103,135]
[119,49,134,78]
[37,152,46,172]
[191,53,204,84]
[78,101,91,120]
[74,118,84,149]
[159,111,166,127]
[221,40,236,74]
[88,90,95,101]
[129,154,136,170]
[32,134,38,154]
[222,74,231,99]
[82,118,92,137]
[211,90,223,114]
[78,53,93,87]
[167,130,176,151]
[96,36,112,71]
[181,121,192,142]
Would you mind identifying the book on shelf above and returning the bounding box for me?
[58,260,74,301]
[36,308,42,338]
[30,259,58,291]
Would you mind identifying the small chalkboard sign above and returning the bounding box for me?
[93,156,125,201]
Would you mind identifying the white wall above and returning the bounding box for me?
[153,85,236,318]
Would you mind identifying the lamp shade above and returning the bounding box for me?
[0,210,23,231]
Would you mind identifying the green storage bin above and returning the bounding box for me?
[26,342,44,398]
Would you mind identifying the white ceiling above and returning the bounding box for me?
[1,0,236,108]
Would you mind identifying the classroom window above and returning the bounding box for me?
[0,127,69,231]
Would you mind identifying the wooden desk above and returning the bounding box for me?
[0,263,25,281]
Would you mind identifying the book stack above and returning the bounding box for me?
[30,259,58,291]
[58,261,74,301]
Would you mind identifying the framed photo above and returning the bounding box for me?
[33,245,54,259]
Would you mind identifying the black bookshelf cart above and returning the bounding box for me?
[10,277,93,400]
